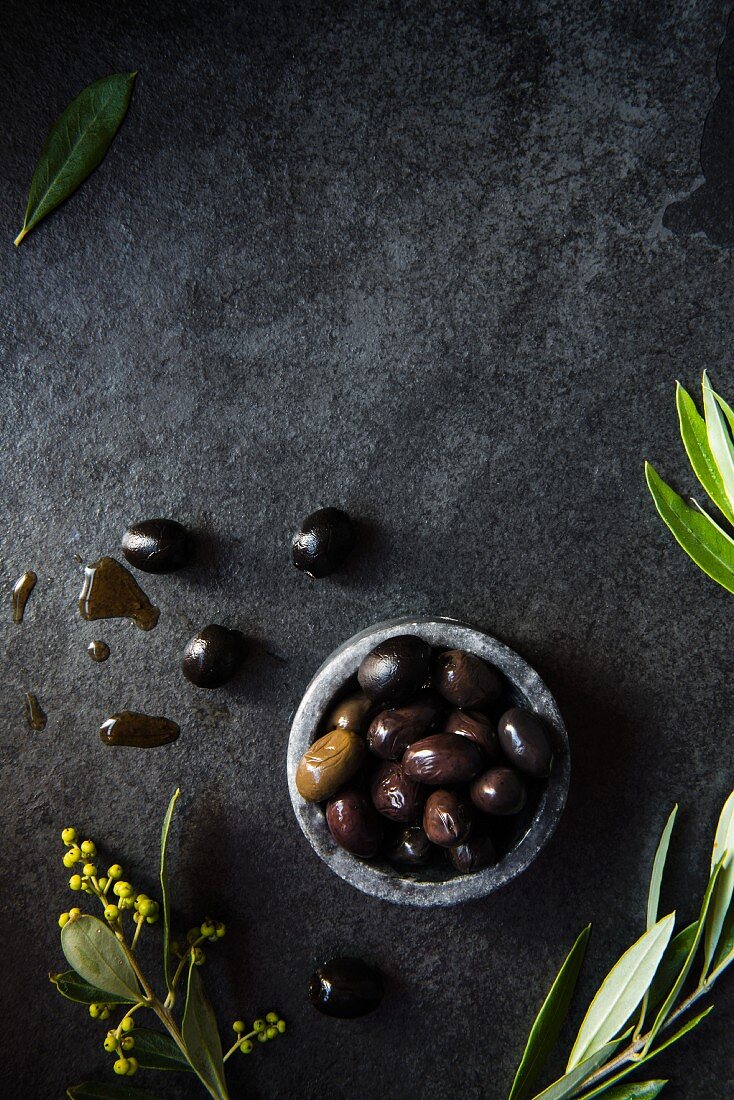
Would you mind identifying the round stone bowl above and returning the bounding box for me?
[287,616,570,907]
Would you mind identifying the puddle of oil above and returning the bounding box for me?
[78,557,159,631]
[99,711,180,747]
[12,571,37,623]
[24,692,47,730]
[87,640,111,662]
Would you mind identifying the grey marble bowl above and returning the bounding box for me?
[287,616,570,907]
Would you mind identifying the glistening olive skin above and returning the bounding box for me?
[402,733,484,785]
[435,649,503,709]
[498,707,554,778]
[296,729,366,802]
[387,824,434,867]
[181,625,244,688]
[326,692,373,734]
[423,789,472,847]
[326,789,385,858]
[309,957,384,1018]
[366,696,441,760]
[449,828,498,874]
[292,507,355,578]
[121,518,192,574]
[357,635,433,706]
[470,766,527,816]
[370,761,426,822]
[443,709,500,760]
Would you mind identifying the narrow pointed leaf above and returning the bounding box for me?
[67,1084,161,1099]
[637,807,678,1031]
[567,914,675,1071]
[712,905,734,974]
[586,1083,667,1100]
[645,463,734,594]
[182,963,230,1100]
[61,914,141,1002]
[160,787,181,992]
[133,1028,192,1071]
[15,72,136,246]
[704,789,734,973]
[713,388,734,436]
[509,925,591,1100]
[646,923,697,1015]
[677,384,734,524]
[50,969,137,1005]
[703,373,734,514]
[531,1038,628,1100]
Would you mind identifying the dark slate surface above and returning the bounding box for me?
[2,2,733,1097]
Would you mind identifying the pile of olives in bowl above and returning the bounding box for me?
[288,619,569,905]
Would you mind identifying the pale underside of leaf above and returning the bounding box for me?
[567,914,675,1071]
[645,463,734,595]
[703,373,734,515]
[160,787,181,992]
[182,963,230,1100]
[704,789,734,973]
[61,914,141,1002]
[531,1037,628,1100]
[676,383,734,525]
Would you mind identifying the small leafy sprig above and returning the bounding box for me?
[52,790,285,1100]
[646,372,734,594]
[507,788,734,1100]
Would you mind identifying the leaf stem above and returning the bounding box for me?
[14,226,28,247]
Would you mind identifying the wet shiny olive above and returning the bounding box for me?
[292,507,355,578]
[387,824,434,867]
[402,733,484,785]
[309,957,384,1018]
[326,692,372,733]
[435,649,503,709]
[296,729,366,802]
[366,696,441,760]
[357,635,433,705]
[181,625,244,688]
[449,827,498,874]
[443,709,499,760]
[471,766,527,816]
[326,789,385,858]
[498,707,554,778]
[370,760,426,822]
[423,789,472,848]
[121,518,192,574]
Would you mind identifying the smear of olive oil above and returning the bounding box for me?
[24,693,47,730]
[78,557,159,630]
[87,640,111,662]
[12,571,37,623]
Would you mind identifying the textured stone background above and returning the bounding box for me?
[2,1,734,1097]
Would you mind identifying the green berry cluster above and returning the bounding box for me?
[230,1011,285,1056]
[57,828,159,932]
[104,1015,139,1075]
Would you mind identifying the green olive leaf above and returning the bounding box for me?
[132,1028,192,1072]
[676,383,734,525]
[160,787,181,992]
[712,905,734,975]
[508,925,591,1100]
[50,968,137,1005]
[530,1037,630,1100]
[566,914,675,1071]
[703,789,734,974]
[182,963,230,1100]
[637,807,678,1032]
[61,914,141,1002]
[645,462,734,595]
[583,1083,667,1100]
[703,372,734,515]
[66,1083,161,1099]
[645,922,697,1015]
[15,72,136,246]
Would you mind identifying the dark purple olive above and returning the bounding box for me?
[358,635,433,705]
[423,789,472,848]
[292,507,355,578]
[122,518,192,574]
[309,957,384,1018]
[181,625,245,688]
[471,766,527,815]
[449,827,498,873]
[443,709,499,760]
[367,696,441,759]
[435,649,503,709]
[387,824,434,867]
[498,707,554,777]
[402,733,483,785]
[370,761,426,822]
[326,789,385,858]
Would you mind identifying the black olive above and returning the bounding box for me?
[357,635,433,705]
[498,707,554,777]
[309,957,384,1018]
[121,518,193,574]
[181,625,245,688]
[423,789,472,847]
[470,766,527,815]
[449,827,498,874]
[292,507,355,578]
[435,649,503,709]
[387,824,434,867]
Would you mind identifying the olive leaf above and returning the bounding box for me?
[15,72,136,246]
[531,1037,630,1100]
[712,906,734,974]
[160,787,181,992]
[66,1084,161,1099]
[50,968,137,1005]
[676,384,734,526]
[645,923,697,1015]
[132,1028,192,1072]
[702,372,734,515]
[703,789,734,974]
[508,925,591,1100]
[584,1083,667,1100]
[637,807,678,1032]
[644,463,734,595]
[182,963,230,1100]
[61,914,141,1002]
[566,914,675,1071]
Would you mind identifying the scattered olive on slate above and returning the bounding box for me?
[181,624,245,688]
[357,634,433,705]
[471,766,528,816]
[121,517,193,574]
[309,957,384,1018]
[295,635,556,877]
[498,707,554,777]
[292,507,355,578]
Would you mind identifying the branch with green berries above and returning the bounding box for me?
[52,790,285,1100]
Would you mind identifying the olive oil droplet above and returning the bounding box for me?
[99,711,180,747]
[24,692,47,730]
[12,571,37,623]
[87,640,111,662]
[78,557,159,631]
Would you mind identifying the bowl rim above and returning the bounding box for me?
[287,615,570,907]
